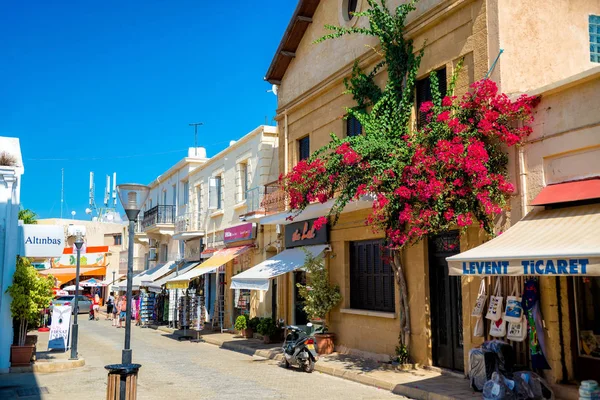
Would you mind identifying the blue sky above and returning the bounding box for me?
[1,1,295,218]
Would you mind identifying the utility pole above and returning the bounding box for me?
[188,122,203,156]
[60,168,64,219]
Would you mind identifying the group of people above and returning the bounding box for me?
[105,291,128,328]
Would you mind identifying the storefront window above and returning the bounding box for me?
[576,277,600,358]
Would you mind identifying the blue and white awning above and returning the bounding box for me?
[447,204,600,276]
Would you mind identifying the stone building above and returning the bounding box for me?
[263,0,600,394]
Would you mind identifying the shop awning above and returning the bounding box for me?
[39,266,107,284]
[100,274,124,286]
[230,244,329,291]
[446,204,600,276]
[166,245,252,289]
[531,178,600,206]
[139,260,177,286]
[147,262,200,293]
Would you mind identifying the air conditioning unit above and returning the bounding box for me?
[149,248,158,261]
[67,225,86,237]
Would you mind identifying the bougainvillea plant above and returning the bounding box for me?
[280,0,538,349]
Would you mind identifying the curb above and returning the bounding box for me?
[154,327,462,400]
[10,358,85,374]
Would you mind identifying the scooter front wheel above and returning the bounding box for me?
[302,358,315,373]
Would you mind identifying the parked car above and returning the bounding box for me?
[51,295,92,314]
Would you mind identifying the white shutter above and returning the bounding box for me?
[208,177,218,209]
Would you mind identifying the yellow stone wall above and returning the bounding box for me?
[275,0,490,363]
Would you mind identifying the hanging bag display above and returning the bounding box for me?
[489,313,507,337]
[471,278,487,317]
[474,316,485,337]
[504,278,524,323]
[485,278,503,321]
[507,316,528,342]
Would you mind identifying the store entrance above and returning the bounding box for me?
[573,276,600,381]
[428,231,464,371]
[294,271,308,326]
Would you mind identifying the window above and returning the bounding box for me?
[183,181,189,205]
[349,239,395,313]
[172,184,176,206]
[416,67,447,128]
[590,15,600,63]
[239,162,249,201]
[209,176,222,210]
[344,0,358,21]
[113,234,122,246]
[162,190,167,206]
[346,115,362,137]
[298,136,310,161]
[160,244,168,262]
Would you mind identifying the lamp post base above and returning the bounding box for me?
[69,323,79,360]
[105,363,141,400]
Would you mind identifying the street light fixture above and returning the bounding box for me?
[116,184,149,365]
[70,233,84,360]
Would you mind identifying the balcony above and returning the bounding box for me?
[174,211,206,238]
[241,181,287,219]
[141,205,176,234]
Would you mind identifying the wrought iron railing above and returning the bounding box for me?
[141,205,176,230]
[262,181,286,214]
[175,211,205,233]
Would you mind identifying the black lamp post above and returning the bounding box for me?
[116,184,149,364]
[105,183,149,400]
[70,233,84,360]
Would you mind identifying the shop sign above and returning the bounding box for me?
[224,223,256,243]
[19,224,64,257]
[285,218,328,249]
[449,257,600,276]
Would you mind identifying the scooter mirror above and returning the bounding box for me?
[306,323,313,327]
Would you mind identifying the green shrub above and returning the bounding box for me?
[257,317,278,338]
[248,317,261,331]
[234,315,248,331]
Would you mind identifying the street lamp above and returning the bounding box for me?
[70,233,84,360]
[116,184,149,365]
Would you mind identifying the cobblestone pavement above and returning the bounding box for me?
[1,318,408,399]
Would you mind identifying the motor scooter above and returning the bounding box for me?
[282,323,319,373]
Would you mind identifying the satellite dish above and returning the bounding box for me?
[85,208,92,215]
[271,84,278,95]
[71,211,76,216]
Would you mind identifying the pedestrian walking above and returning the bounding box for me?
[118,296,127,328]
[106,292,115,320]
[93,294,100,321]
[112,295,119,326]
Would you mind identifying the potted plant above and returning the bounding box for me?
[7,257,54,366]
[296,249,342,355]
[248,317,261,338]
[257,317,278,344]
[235,315,253,338]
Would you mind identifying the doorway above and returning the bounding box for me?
[271,279,278,321]
[428,231,464,371]
[294,271,308,325]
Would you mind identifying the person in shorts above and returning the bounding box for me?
[106,292,115,320]
[118,296,127,328]
[92,294,100,321]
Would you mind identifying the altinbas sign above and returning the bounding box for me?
[448,257,600,276]
[19,225,64,258]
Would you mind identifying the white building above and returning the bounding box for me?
[0,137,24,373]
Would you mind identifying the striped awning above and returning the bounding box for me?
[447,204,600,276]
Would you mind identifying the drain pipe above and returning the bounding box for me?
[518,146,528,216]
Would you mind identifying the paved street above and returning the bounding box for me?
[1,318,407,399]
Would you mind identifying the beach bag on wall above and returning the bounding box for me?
[471,278,487,317]
[489,314,507,337]
[507,317,528,342]
[474,316,485,337]
[485,279,503,321]
[504,279,524,323]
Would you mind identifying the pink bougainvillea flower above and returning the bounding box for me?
[313,216,328,231]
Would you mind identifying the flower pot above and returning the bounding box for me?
[241,328,253,339]
[314,332,335,355]
[11,345,35,367]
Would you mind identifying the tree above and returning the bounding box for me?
[18,209,38,224]
[280,0,538,352]
[6,257,54,346]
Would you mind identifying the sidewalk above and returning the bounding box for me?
[10,329,85,373]
[151,324,478,400]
